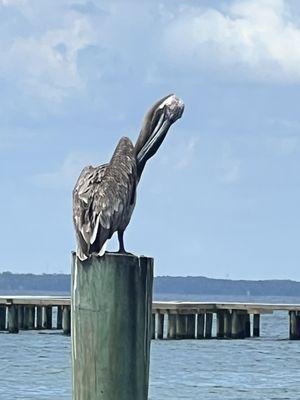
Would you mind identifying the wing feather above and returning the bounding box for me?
[73,137,137,260]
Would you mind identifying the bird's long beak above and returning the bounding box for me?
[135,94,184,178]
[136,112,170,165]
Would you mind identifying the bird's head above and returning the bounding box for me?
[135,94,184,175]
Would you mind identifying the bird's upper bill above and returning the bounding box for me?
[136,94,185,165]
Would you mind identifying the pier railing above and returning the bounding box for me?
[1,297,300,340]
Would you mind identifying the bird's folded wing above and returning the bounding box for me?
[72,137,137,257]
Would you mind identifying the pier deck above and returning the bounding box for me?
[1,296,300,339]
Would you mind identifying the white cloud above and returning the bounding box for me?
[0,1,96,102]
[6,22,93,100]
[163,0,300,83]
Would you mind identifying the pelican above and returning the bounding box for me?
[73,94,184,260]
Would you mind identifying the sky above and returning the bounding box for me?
[0,0,300,279]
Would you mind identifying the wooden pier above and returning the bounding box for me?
[0,296,70,335]
[1,297,300,340]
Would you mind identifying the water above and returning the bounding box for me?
[0,296,300,399]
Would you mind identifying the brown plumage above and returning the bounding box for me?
[73,94,184,260]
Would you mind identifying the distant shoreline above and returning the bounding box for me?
[0,272,299,297]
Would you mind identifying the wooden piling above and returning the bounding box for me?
[296,313,300,340]
[167,314,176,339]
[62,306,71,335]
[239,313,246,339]
[289,311,300,340]
[0,305,6,331]
[23,306,30,330]
[36,306,43,329]
[45,306,52,329]
[217,311,225,338]
[176,314,187,339]
[57,306,63,330]
[157,313,164,339]
[18,306,24,329]
[253,314,260,337]
[196,313,205,339]
[245,314,251,337]
[72,253,153,400]
[8,305,18,333]
[186,314,196,339]
[231,310,243,339]
[205,313,213,339]
[151,314,156,339]
[224,311,232,338]
[28,306,35,329]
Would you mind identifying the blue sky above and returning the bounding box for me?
[1,0,300,279]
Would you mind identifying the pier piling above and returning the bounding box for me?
[245,314,251,337]
[253,314,260,337]
[289,311,300,339]
[167,314,176,339]
[36,306,43,329]
[186,314,196,339]
[217,311,225,338]
[151,314,155,339]
[223,311,232,338]
[196,313,205,339]
[45,306,52,329]
[28,306,35,330]
[205,313,213,339]
[18,306,24,329]
[157,313,164,339]
[176,314,187,339]
[57,306,63,330]
[231,310,242,339]
[23,306,29,330]
[62,306,71,335]
[71,253,153,400]
[0,305,6,330]
[8,305,18,334]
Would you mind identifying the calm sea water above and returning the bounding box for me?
[0,295,300,399]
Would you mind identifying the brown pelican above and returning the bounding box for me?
[73,94,184,260]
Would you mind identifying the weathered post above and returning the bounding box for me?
[157,313,164,339]
[151,314,156,339]
[186,314,196,339]
[253,314,260,337]
[72,253,153,400]
[231,310,240,339]
[45,306,52,329]
[196,313,205,339]
[245,313,251,337]
[167,314,176,339]
[23,306,29,330]
[205,313,213,339]
[36,306,43,329]
[8,305,18,333]
[0,305,6,331]
[217,311,225,338]
[224,311,232,338]
[18,305,24,329]
[238,312,246,339]
[289,311,300,340]
[28,306,35,330]
[176,314,187,339]
[57,306,63,330]
[62,306,71,335]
